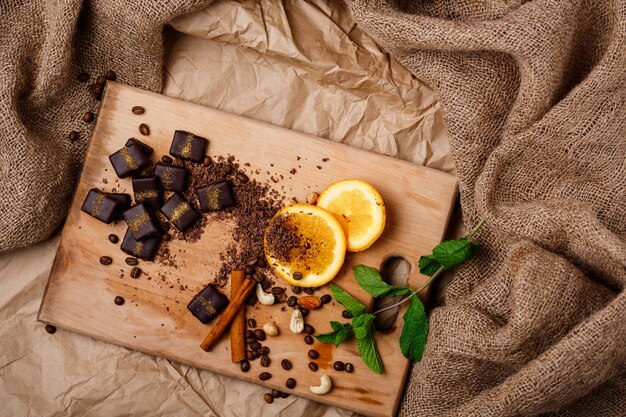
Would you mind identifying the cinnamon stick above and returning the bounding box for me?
[230,270,246,362]
[200,277,255,351]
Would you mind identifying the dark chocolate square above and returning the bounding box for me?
[160,193,200,233]
[132,176,160,210]
[196,181,236,212]
[187,284,229,324]
[169,130,208,163]
[107,192,132,220]
[120,228,161,260]
[109,141,151,178]
[122,203,159,241]
[154,163,187,193]
[125,138,154,156]
[80,189,122,224]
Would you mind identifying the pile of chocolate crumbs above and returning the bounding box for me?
[265,214,300,262]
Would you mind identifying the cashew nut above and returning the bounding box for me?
[310,375,332,395]
[289,309,304,334]
[263,321,279,337]
[256,284,275,305]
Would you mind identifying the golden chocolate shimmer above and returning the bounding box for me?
[91,192,105,216]
[198,296,217,315]
[128,212,150,234]
[161,167,173,188]
[180,133,194,158]
[135,190,158,201]
[205,186,220,210]
[170,202,190,224]
[133,242,144,256]
[120,146,138,170]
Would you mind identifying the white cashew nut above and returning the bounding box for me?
[263,321,279,337]
[310,375,332,395]
[256,284,275,305]
[289,309,304,334]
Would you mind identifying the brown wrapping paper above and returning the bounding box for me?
[0,1,450,415]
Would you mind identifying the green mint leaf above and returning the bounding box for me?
[316,322,354,347]
[356,327,384,374]
[330,284,366,316]
[399,296,429,361]
[352,313,376,339]
[353,265,391,297]
[418,255,443,276]
[431,238,480,269]
[384,286,413,297]
[330,321,351,331]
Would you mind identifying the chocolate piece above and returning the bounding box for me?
[160,193,200,233]
[132,176,160,210]
[187,284,229,324]
[81,188,122,224]
[196,181,236,212]
[154,163,187,193]
[109,141,150,178]
[108,192,132,220]
[170,130,208,163]
[125,138,154,156]
[122,203,159,241]
[120,228,160,260]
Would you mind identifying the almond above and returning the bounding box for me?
[297,295,322,310]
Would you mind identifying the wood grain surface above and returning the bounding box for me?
[38,82,457,417]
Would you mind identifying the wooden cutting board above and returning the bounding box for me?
[38,82,457,417]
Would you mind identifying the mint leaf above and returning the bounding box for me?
[353,265,391,297]
[356,326,384,374]
[352,313,376,339]
[399,296,429,361]
[330,321,350,331]
[384,286,413,297]
[418,255,443,276]
[330,284,366,316]
[432,239,480,269]
[316,322,353,347]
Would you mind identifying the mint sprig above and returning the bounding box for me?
[315,220,484,374]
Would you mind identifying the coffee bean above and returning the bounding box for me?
[308,362,318,372]
[236,172,249,183]
[162,233,171,241]
[333,361,345,371]
[257,258,267,268]
[244,266,254,276]
[287,296,298,307]
[321,294,332,304]
[89,83,102,95]
[252,350,260,359]
[130,267,142,279]
[260,279,271,291]
[245,329,255,338]
[83,111,94,123]
[260,346,270,356]
[345,363,354,373]
[105,70,117,81]
[114,296,125,305]
[132,105,145,115]
[263,393,273,404]
[99,256,112,265]
[308,349,319,359]
[108,234,119,244]
[246,294,257,305]
[291,285,302,295]
[292,272,303,280]
[304,324,315,335]
[78,72,89,82]
[342,310,353,319]
[246,256,258,266]
[139,123,150,135]
[202,155,212,167]
[45,324,57,334]
[247,318,257,328]
[253,272,265,283]
[96,75,107,86]
[304,335,313,345]
[271,389,281,398]
[270,287,284,295]
[158,156,172,165]
[280,359,292,370]
[301,308,309,317]
[125,257,139,266]
[240,360,250,372]
[250,341,261,351]
[259,372,272,381]
[246,351,254,361]
[69,131,79,142]
[280,392,290,398]
[260,355,271,367]
[303,287,314,295]
[285,378,296,389]
[245,336,257,344]
[254,329,266,341]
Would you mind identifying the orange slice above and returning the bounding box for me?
[316,179,385,252]
[264,204,346,287]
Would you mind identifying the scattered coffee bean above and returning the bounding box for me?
[69,131,79,142]
[342,310,353,319]
[280,359,292,370]
[308,349,319,359]
[320,294,332,304]
[240,360,251,372]
[108,234,119,244]
[285,378,296,389]
[246,294,257,305]
[125,257,139,266]
[287,296,298,307]
[132,106,145,115]
[139,123,150,135]
[259,372,272,381]
[78,72,89,82]
[245,265,255,275]
[89,83,102,95]
[236,172,249,183]
[259,346,270,356]
[308,362,318,371]
[99,256,112,265]
[304,335,314,345]
[254,329,266,341]
[291,285,302,295]
[161,155,173,163]
[45,324,57,334]
[253,272,265,283]
[301,308,309,317]
[257,258,267,268]
[83,111,94,123]
[333,361,345,371]
[96,75,107,86]
[260,279,271,291]
[271,287,285,295]
[246,256,258,266]
[303,287,314,295]
[246,351,254,361]
[345,363,354,373]
[247,318,257,328]
[263,393,273,404]
[114,296,125,305]
[105,70,117,81]
[280,392,290,398]
[130,267,142,279]
[292,272,303,280]
[252,350,260,359]
[245,329,255,338]
[250,341,261,351]
[202,155,212,166]
[271,389,281,398]
[246,336,257,344]
[304,324,315,335]
[260,355,271,367]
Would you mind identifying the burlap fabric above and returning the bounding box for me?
[350,0,626,416]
